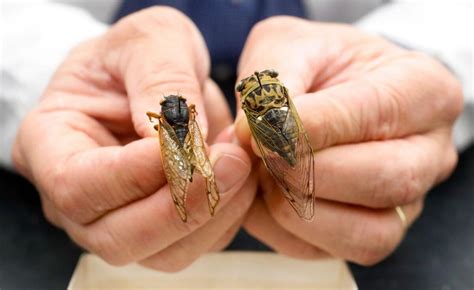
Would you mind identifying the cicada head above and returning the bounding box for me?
[236,69,281,101]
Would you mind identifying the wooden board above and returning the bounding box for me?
[68,252,357,289]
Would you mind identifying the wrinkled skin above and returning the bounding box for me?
[237,17,463,265]
[13,7,256,272]
[13,9,463,270]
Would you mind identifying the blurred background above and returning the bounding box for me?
[1,1,473,289]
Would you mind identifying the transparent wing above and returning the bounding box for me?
[244,97,315,220]
[187,107,220,216]
[159,118,193,222]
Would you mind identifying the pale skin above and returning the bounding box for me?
[13,8,463,269]
[237,17,463,265]
[13,7,255,272]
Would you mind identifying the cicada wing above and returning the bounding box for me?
[159,118,193,222]
[244,100,315,220]
[188,109,220,216]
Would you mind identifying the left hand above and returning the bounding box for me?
[12,7,255,272]
[236,17,464,265]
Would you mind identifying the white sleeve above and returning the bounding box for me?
[0,1,108,169]
[355,0,473,151]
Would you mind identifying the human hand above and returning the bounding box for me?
[13,7,255,271]
[237,17,463,265]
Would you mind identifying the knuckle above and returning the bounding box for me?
[434,73,464,121]
[40,200,62,228]
[414,53,465,121]
[249,16,306,39]
[349,216,398,265]
[373,149,424,207]
[142,6,192,27]
[445,77,464,119]
[125,6,193,33]
[46,156,105,224]
[367,80,403,139]
[441,146,459,181]
[136,63,199,96]
[445,147,459,174]
[393,154,424,205]
[108,7,196,49]
[47,163,77,216]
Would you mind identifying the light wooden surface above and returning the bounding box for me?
[68,252,357,289]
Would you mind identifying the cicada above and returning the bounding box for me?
[146,95,219,222]
[236,69,315,220]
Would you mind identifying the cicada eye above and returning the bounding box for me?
[267,69,278,78]
[235,81,244,92]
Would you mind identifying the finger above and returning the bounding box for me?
[264,192,423,265]
[235,20,461,151]
[102,7,210,138]
[310,127,457,208]
[243,197,328,260]
[62,143,251,266]
[139,173,257,272]
[208,217,244,252]
[203,79,232,143]
[17,110,167,225]
[234,19,321,144]
[306,53,462,150]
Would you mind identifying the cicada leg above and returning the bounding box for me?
[146,111,161,131]
[188,104,197,116]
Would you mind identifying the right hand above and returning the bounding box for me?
[12,7,255,272]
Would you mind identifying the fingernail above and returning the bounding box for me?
[211,152,250,194]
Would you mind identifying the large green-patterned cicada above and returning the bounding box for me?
[146,95,219,222]
[236,70,315,220]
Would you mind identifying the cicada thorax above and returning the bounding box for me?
[243,81,299,166]
[160,95,190,147]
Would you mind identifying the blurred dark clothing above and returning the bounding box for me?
[115,0,305,68]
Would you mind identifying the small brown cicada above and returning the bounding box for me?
[146,95,219,222]
[236,69,315,220]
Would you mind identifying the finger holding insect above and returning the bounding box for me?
[286,61,462,151]
[101,7,211,138]
[16,110,169,225]
[60,143,251,266]
[244,196,329,260]
[234,18,330,146]
[262,183,424,265]
[310,128,457,208]
[139,172,257,272]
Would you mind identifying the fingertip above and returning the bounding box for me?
[133,114,160,138]
[214,125,235,144]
